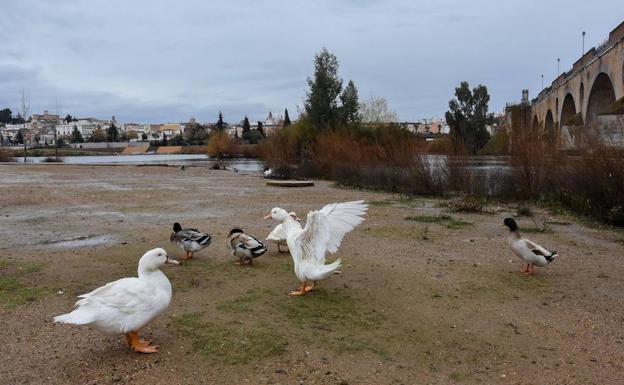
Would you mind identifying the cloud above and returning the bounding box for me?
[0,0,622,123]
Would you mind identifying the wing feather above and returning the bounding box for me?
[296,200,367,262]
[523,239,552,256]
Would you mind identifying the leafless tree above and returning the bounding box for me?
[18,90,30,162]
[359,96,398,123]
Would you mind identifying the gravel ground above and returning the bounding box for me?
[0,164,623,385]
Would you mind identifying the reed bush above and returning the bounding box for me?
[259,121,624,226]
[551,140,624,225]
[206,132,235,159]
[0,148,13,162]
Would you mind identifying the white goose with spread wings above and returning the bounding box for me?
[265,200,368,296]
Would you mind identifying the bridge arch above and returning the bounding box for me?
[579,82,584,109]
[532,115,539,132]
[560,93,577,127]
[544,110,555,142]
[586,72,616,127]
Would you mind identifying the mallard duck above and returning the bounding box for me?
[264,200,368,296]
[227,228,267,265]
[170,222,212,260]
[266,212,301,252]
[53,248,178,353]
[504,218,557,275]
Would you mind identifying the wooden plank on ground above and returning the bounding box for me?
[266,180,314,187]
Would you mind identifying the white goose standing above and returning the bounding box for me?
[264,200,368,296]
[53,248,178,353]
[266,211,301,252]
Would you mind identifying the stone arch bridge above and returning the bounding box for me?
[530,21,624,147]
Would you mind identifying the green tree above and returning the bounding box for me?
[169,134,184,145]
[340,80,360,125]
[15,130,24,144]
[184,121,208,145]
[141,133,148,140]
[12,113,25,125]
[257,121,265,137]
[65,114,75,123]
[305,48,343,130]
[283,108,291,127]
[106,122,120,142]
[242,116,252,142]
[216,111,225,131]
[71,125,84,143]
[0,108,12,124]
[445,81,493,154]
[242,116,251,134]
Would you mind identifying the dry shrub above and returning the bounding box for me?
[426,137,454,154]
[258,126,299,177]
[0,147,13,162]
[450,196,484,213]
[310,130,444,195]
[206,132,235,159]
[554,139,624,225]
[509,134,556,199]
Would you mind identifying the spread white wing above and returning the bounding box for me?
[294,200,367,262]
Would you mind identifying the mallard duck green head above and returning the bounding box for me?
[173,222,182,232]
[503,217,518,231]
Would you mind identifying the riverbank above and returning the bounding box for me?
[2,143,259,157]
[0,165,623,384]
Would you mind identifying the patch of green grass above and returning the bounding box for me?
[277,288,384,330]
[174,313,287,364]
[521,227,553,234]
[217,288,277,313]
[0,260,52,308]
[405,214,473,230]
[276,289,387,357]
[369,200,394,206]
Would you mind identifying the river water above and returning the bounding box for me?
[13,154,265,172]
[11,154,512,194]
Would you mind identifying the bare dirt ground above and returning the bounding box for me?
[1,164,623,385]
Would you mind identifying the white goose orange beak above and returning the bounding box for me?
[263,214,272,220]
[166,256,180,265]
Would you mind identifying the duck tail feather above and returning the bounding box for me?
[546,251,558,263]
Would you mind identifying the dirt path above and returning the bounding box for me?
[1,164,623,385]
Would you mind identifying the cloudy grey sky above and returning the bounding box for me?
[0,0,622,123]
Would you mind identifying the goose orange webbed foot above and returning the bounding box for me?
[289,282,308,296]
[304,281,316,292]
[125,331,159,354]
